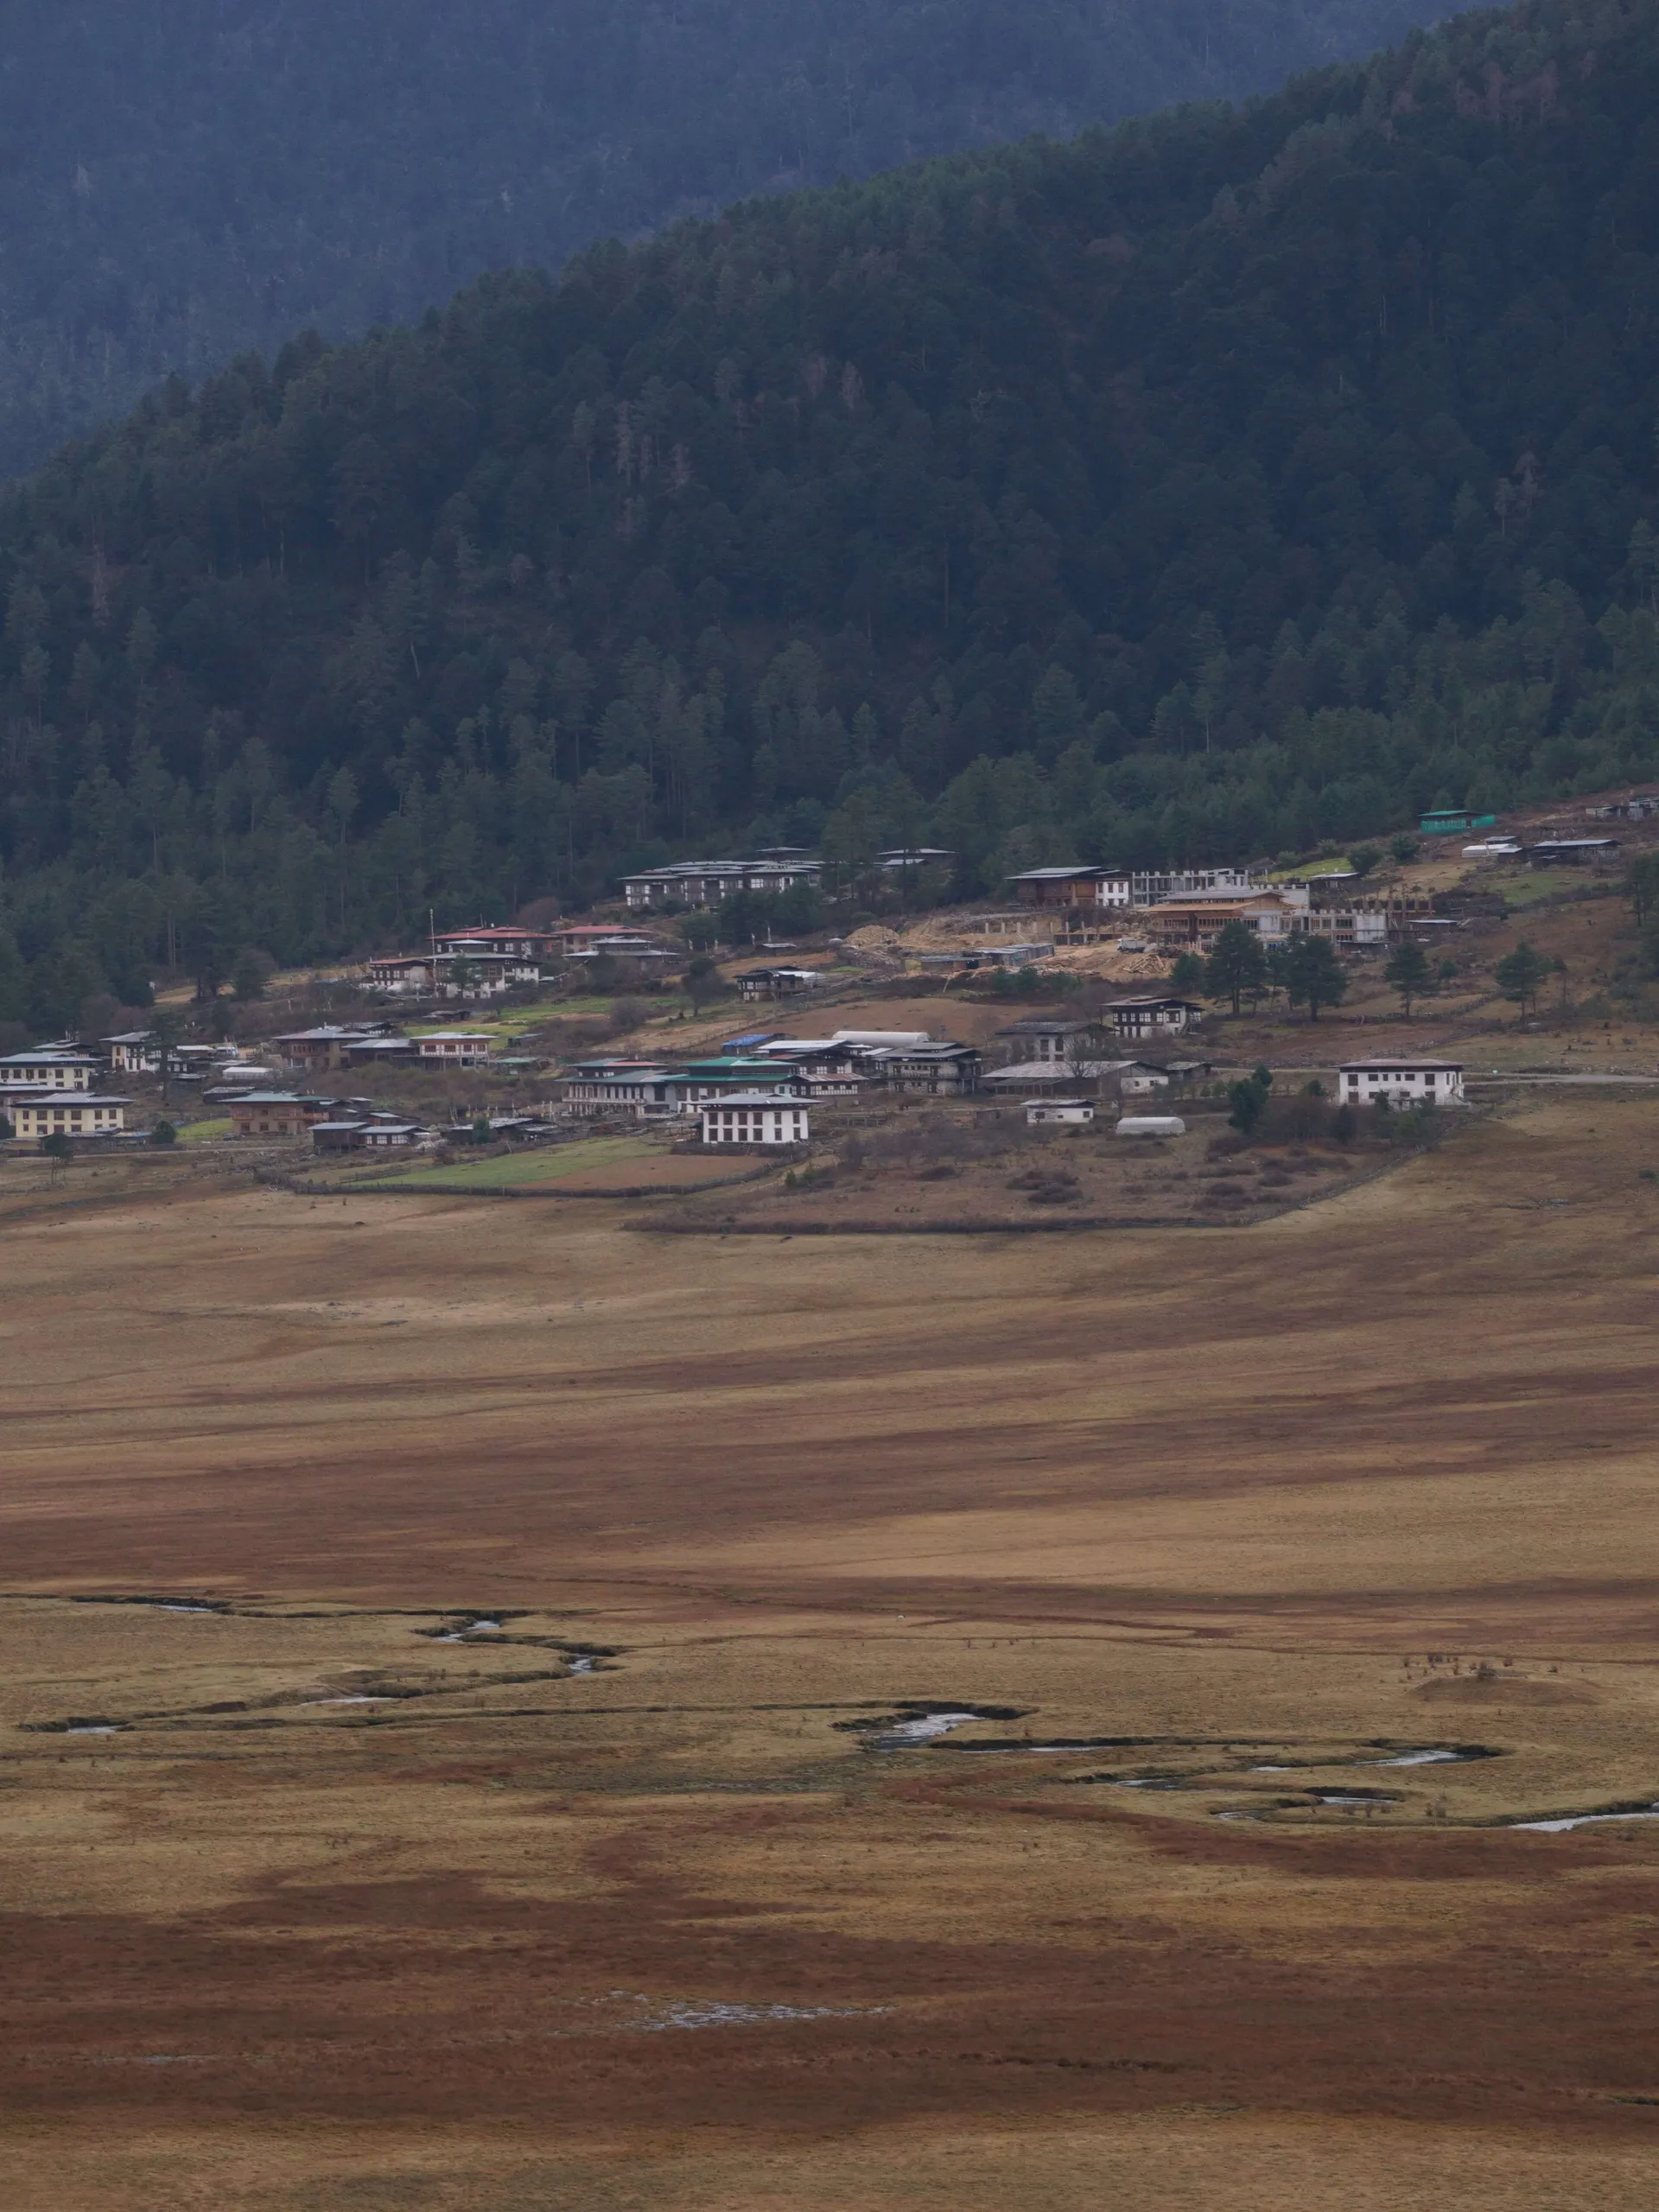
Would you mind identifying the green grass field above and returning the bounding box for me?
[371,1135,653,1190]
[1484,868,1595,910]
[176,1117,232,1145]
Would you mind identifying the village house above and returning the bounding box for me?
[749,1037,863,1077]
[982,1055,1169,1102]
[699,1092,810,1147]
[365,951,542,996]
[1338,1060,1465,1108]
[620,855,823,911]
[861,1041,981,1095]
[736,967,827,1002]
[432,925,559,960]
[551,924,666,957]
[4,1092,130,1141]
[559,1061,682,1119]
[310,1116,432,1155]
[563,941,680,980]
[226,1092,367,1138]
[995,1016,1106,1065]
[273,1024,404,1073]
[1105,995,1204,1039]
[0,1049,100,1091]
[664,1058,813,1110]
[102,1031,163,1073]
[415,1031,493,1066]
[742,1038,869,1101]
[365,955,442,994]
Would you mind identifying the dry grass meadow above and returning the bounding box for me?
[4,1090,1659,2207]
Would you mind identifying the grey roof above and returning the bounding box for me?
[700,1091,810,1109]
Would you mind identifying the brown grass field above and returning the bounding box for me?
[4,1089,1659,2208]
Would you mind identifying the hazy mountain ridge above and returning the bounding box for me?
[4,0,1659,1022]
[0,0,1444,478]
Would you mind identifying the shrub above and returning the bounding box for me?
[149,1119,178,1146]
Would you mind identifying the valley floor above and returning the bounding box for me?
[3,1096,1659,2206]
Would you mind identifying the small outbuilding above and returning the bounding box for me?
[1026,1098,1094,1126]
[1115,1114,1186,1137]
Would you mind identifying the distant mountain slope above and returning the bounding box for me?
[0,0,1445,477]
[4,0,1659,1022]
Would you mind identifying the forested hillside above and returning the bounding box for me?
[6,0,1659,1025]
[0,0,1439,479]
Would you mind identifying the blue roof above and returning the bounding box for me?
[719,1031,782,1051]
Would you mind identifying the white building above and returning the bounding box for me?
[700,1092,810,1147]
[5,1091,130,1140]
[0,1051,99,1091]
[1106,996,1203,1039]
[1026,1099,1094,1126]
[103,1031,162,1073]
[1338,1059,1465,1107]
[415,1032,493,1065]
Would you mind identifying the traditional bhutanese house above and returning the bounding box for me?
[747,1039,868,1098]
[1105,996,1204,1039]
[311,1117,430,1154]
[736,967,826,1002]
[982,1056,1167,1101]
[620,856,823,911]
[995,1016,1105,1065]
[564,939,680,979]
[367,950,541,995]
[558,1061,680,1119]
[366,954,442,993]
[273,1024,399,1072]
[0,1050,100,1091]
[698,1092,810,1147]
[433,925,559,960]
[414,1031,493,1065]
[861,1041,981,1095]
[4,1091,130,1141]
[664,1058,812,1111]
[226,1092,365,1138]
[1338,1059,1465,1108]
[103,1031,162,1073]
